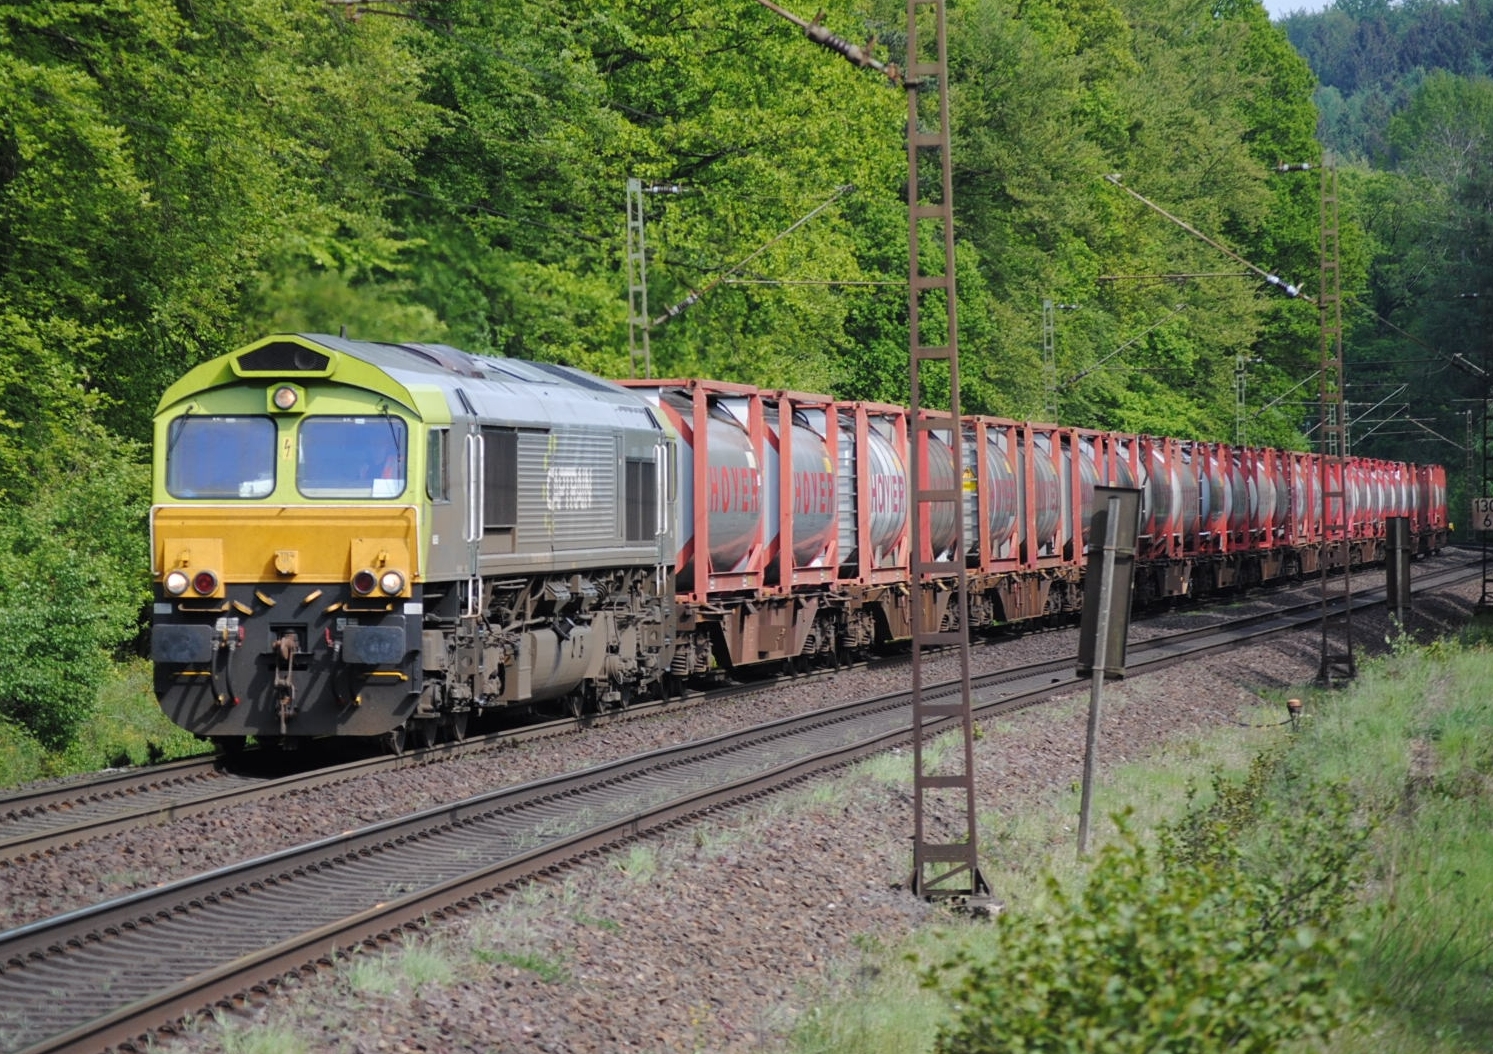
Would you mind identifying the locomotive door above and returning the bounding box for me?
[462,424,483,616]
[436,388,482,618]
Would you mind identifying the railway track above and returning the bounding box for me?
[2,549,1470,865]
[0,553,1479,1054]
[0,681,757,863]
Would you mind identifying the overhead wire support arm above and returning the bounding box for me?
[1101,175,1311,303]
[650,184,856,326]
[1063,304,1189,386]
[751,1,904,84]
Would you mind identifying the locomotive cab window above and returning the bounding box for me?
[165,415,277,499]
[297,416,408,499]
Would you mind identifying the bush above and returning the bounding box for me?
[924,763,1369,1053]
[0,426,148,750]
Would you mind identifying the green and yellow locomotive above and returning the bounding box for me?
[150,334,678,752]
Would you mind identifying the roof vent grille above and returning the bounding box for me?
[237,341,331,373]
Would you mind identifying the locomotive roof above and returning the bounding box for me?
[155,333,652,420]
[306,334,633,396]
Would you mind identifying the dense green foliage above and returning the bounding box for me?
[924,772,1365,1053]
[1279,0,1493,163]
[1,0,1326,446]
[1271,1,1493,522]
[0,660,201,786]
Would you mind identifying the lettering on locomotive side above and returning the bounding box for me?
[870,473,906,515]
[708,465,762,514]
[546,466,595,511]
[793,470,836,515]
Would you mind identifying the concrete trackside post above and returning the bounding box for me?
[1076,487,1141,857]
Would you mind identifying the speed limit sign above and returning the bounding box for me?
[1475,497,1493,531]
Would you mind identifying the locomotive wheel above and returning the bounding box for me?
[215,736,247,756]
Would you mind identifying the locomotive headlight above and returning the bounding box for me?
[272,385,300,410]
[351,569,378,596]
[191,570,220,595]
[379,570,405,596]
[164,570,190,596]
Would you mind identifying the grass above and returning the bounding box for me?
[346,941,457,996]
[209,1013,311,1054]
[0,658,204,788]
[474,947,571,983]
[789,618,1493,1054]
[613,841,659,882]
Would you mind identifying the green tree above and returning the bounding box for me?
[0,0,435,453]
[0,424,148,749]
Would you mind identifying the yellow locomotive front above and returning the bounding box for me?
[150,337,431,752]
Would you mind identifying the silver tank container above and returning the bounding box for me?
[1071,438,1102,548]
[679,405,762,580]
[1177,450,1201,543]
[1228,453,1251,533]
[965,426,1018,555]
[1252,458,1277,533]
[1139,444,1179,541]
[836,413,909,570]
[1025,435,1062,553]
[924,431,959,558]
[766,409,837,566]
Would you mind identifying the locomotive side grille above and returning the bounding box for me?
[626,458,656,542]
[482,427,519,528]
[517,428,620,549]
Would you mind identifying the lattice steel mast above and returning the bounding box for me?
[755,0,986,900]
[1317,166,1354,685]
[626,177,651,379]
[902,0,986,900]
